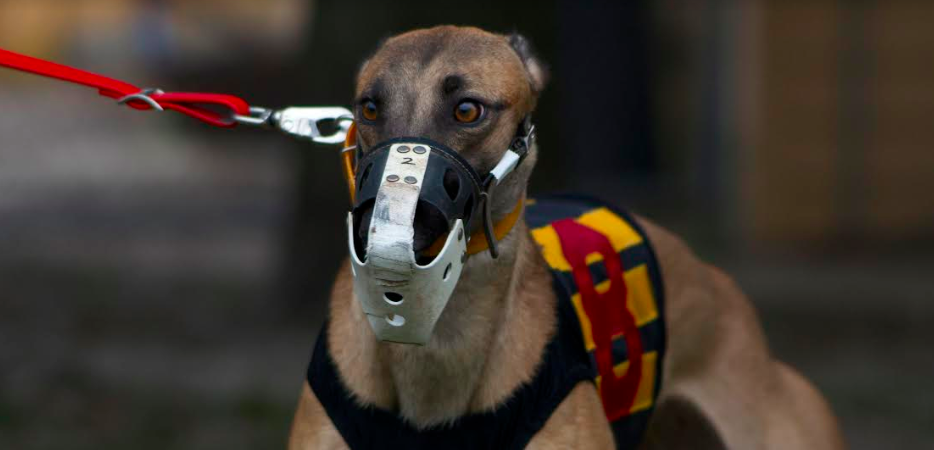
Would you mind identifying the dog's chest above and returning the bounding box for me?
[306,195,666,450]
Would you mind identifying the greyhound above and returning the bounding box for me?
[288,26,844,449]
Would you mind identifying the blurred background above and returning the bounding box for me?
[0,0,931,448]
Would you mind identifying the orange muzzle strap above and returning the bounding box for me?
[422,198,524,257]
[342,122,359,203]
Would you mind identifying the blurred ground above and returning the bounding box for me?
[1,88,932,450]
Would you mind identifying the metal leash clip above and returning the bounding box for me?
[234,106,353,145]
[116,88,165,111]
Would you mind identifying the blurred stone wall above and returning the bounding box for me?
[744,0,934,248]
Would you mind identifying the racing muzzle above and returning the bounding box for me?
[346,121,534,345]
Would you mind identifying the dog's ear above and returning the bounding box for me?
[507,33,548,95]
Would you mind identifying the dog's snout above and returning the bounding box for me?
[413,201,450,261]
[352,200,375,261]
[353,200,450,264]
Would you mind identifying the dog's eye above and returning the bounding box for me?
[454,100,482,123]
[361,100,378,121]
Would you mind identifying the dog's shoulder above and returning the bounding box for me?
[633,213,846,450]
[633,214,769,371]
[289,384,349,450]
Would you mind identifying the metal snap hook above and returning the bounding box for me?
[232,106,275,126]
[116,88,165,111]
[271,107,353,144]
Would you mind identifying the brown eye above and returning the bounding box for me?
[361,100,378,121]
[454,100,482,123]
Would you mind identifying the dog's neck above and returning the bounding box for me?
[327,202,557,428]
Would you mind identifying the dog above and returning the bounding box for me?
[288,26,845,449]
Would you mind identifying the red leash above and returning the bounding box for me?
[0,48,250,128]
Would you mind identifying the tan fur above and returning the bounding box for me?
[289,26,844,449]
[351,26,537,218]
[635,220,845,450]
[526,383,616,449]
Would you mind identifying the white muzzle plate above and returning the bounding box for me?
[347,142,468,345]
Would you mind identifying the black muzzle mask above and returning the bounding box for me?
[345,118,534,344]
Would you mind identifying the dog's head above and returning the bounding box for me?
[352,25,547,253]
